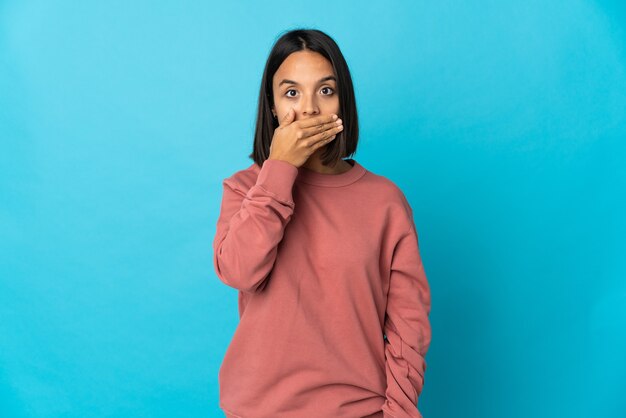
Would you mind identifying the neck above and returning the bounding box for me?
[301,149,352,174]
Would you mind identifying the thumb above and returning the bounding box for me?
[281,107,295,125]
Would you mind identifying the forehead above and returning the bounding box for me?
[273,51,335,84]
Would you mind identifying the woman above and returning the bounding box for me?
[213,28,432,418]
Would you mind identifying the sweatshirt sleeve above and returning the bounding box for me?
[381,222,432,418]
[212,158,299,293]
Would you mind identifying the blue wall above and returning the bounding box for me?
[1,1,625,417]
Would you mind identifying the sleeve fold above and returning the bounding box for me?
[382,224,432,418]
[212,159,299,293]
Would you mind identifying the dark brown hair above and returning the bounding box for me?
[249,28,359,167]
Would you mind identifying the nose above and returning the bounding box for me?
[300,93,320,118]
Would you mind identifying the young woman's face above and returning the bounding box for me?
[271,50,340,124]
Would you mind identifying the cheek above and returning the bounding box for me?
[274,95,339,117]
[329,96,340,110]
[273,97,290,112]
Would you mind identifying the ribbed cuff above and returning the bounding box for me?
[256,158,299,203]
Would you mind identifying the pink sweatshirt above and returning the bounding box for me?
[213,158,432,418]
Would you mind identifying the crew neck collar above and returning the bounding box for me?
[296,159,367,187]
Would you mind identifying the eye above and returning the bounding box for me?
[284,87,335,98]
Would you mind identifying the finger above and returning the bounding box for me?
[281,107,296,125]
[300,119,342,140]
[297,113,338,129]
[311,133,338,152]
[304,124,344,147]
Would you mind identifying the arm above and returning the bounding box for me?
[212,158,299,293]
[382,223,432,418]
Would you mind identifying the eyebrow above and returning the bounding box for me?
[278,75,337,87]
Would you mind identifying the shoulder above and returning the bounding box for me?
[357,166,418,237]
[361,167,414,218]
[222,161,261,193]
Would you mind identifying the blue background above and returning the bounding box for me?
[1,1,625,417]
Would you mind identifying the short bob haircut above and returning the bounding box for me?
[249,28,359,167]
